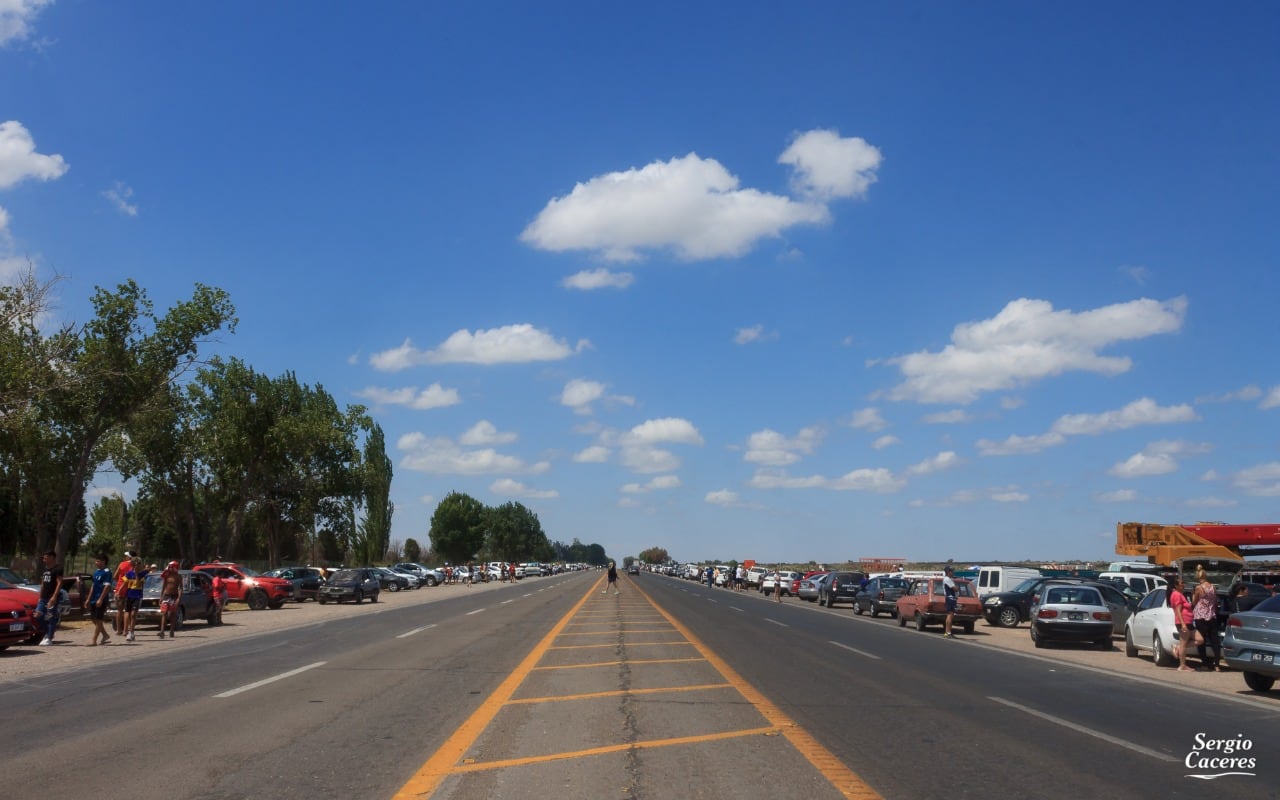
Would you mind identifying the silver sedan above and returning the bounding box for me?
[1223,593,1280,693]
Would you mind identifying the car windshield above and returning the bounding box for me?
[0,567,30,584]
[235,566,262,578]
[331,569,361,581]
[1253,595,1280,614]
[881,578,908,589]
[1011,578,1042,594]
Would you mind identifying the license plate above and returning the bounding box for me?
[9,622,24,632]
[1067,612,1084,621]
[1252,653,1275,664]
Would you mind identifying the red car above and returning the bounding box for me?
[193,563,293,610]
[0,593,36,651]
[895,577,983,634]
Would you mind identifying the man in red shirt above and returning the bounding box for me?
[112,551,133,635]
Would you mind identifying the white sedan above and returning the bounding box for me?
[1123,587,1180,667]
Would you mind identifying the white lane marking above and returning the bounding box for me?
[828,640,881,660]
[466,608,485,616]
[214,661,327,698]
[730,606,744,612]
[523,593,533,598]
[397,624,437,639]
[988,696,1176,762]
[500,599,515,605]
[765,618,788,627]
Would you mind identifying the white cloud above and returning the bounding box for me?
[1184,496,1237,508]
[1120,265,1151,285]
[572,445,610,463]
[397,432,548,475]
[778,129,882,201]
[0,120,67,189]
[371,324,588,370]
[0,1,51,46]
[102,181,138,217]
[489,478,558,499]
[622,417,704,446]
[1000,396,1025,410]
[621,475,681,494]
[705,489,739,506]
[848,407,887,432]
[935,485,1027,506]
[905,451,960,476]
[977,432,1066,456]
[560,378,605,413]
[1261,386,1280,410]
[744,426,822,466]
[748,467,905,494]
[885,297,1188,404]
[978,398,1195,456]
[1096,489,1137,503]
[990,489,1029,503]
[618,497,643,509]
[86,486,124,500]
[922,410,973,425]
[356,383,461,410]
[562,268,634,290]
[418,494,436,505]
[519,142,841,261]
[619,445,680,474]
[748,470,829,490]
[734,324,778,344]
[1050,398,1196,435]
[1200,469,1220,482]
[1108,440,1210,479]
[459,420,517,446]
[872,435,900,450]
[1233,462,1280,496]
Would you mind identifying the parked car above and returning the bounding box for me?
[627,564,641,575]
[745,566,768,590]
[262,566,325,601]
[1123,587,1181,667]
[394,563,442,586]
[1226,582,1273,615]
[522,563,543,577]
[1222,594,1280,693]
[763,570,801,597]
[981,576,1087,628]
[133,570,217,629]
[193,563,293,610]
[1097,571,1168,602]
[896,578,983,633]
[796,573,827,602]
[371,567,411,591]
[1079,580,1138,635]
[318,568,381,604]
[1,576,72,643]
[1029,584,1114,650]
[853,576,910,617]
[0,593,35,651]
[817,571,866,608]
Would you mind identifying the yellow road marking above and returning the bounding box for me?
[547,640,695,650]
[448,727,780,773]
[533,657,705,671]
[508,682,732,705]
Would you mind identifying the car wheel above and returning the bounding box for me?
[318,596,328,605]
[870,605,879,618]
[853,602,863,616]
[369,592,378,603]
[915,612,927,632]
[424,576,438,587]
[963,622,974,634]
[1124,627,1138,657]
[898,611,907,627]
[997,607,1020,628]
[246,589,268,611]
[268,599,285,609]
[1243,671,1276,693]
[1031,627,1044,648]
[354,590,363,605]
[1153,633,1174,667]
[818,593,826,607]
[387,582,401,592]
[175,605,186,631]
[1096,637,1112,651]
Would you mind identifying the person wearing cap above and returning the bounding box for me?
[113,551,134,635]
[158,561,182,639]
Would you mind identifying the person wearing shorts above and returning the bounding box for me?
[942,566,958,639]
[123,557,146,642]
[84,554,113,645]
[158,561,182,639]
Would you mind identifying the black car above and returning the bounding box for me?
[263,567,325,601]
[627,564,640,575]
[817,571,866,608]
[317,568,381,604]
[982,576,1088,628]
[853,576,910,617]
[1227,582,1273,615]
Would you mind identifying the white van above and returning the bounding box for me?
[1097,571,1167,600]
[975,565,1042,596]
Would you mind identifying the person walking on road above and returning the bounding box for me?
[122,556,146,642]
[112,550,133,635]
[942,566,958,639]
[158,561,182,638]
[1192,567,1222,671]
[85,554,112,646]
[36,550,64,646]
[605,561,620,595]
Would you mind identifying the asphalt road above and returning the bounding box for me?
[7,571,1280,800]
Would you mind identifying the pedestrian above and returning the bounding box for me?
[113,550,133,635]
[1191,566,1222,671]
[211,572,226,625]
[84,554,113,646]
[605,561,619,594]
[35,550,65,646]
[735,564,745,591]
[123,556,147,642]
[1168,575,1196,671]
[509,562,517,582]
[942,566,958,638]
[158,561,182,639]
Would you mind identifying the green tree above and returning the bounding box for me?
[485,501,550,562]
[403,537,421,563]
[354,423,393,566]
[83,494,129,559]
[428,491,486,565]
[638,546,670,565]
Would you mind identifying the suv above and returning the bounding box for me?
[818,571,867,608]
[745,566,768,590]
[262,566,325,601]
[193,563,294,610]
[982,576,1087,628]
[393,563,443,586]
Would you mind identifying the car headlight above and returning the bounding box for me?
[984,598,999,606]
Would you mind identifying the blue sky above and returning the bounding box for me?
[2,2,1278,564]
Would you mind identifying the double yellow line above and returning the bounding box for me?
[391,576,881,799]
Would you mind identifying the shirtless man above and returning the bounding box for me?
[158,561,182,639]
